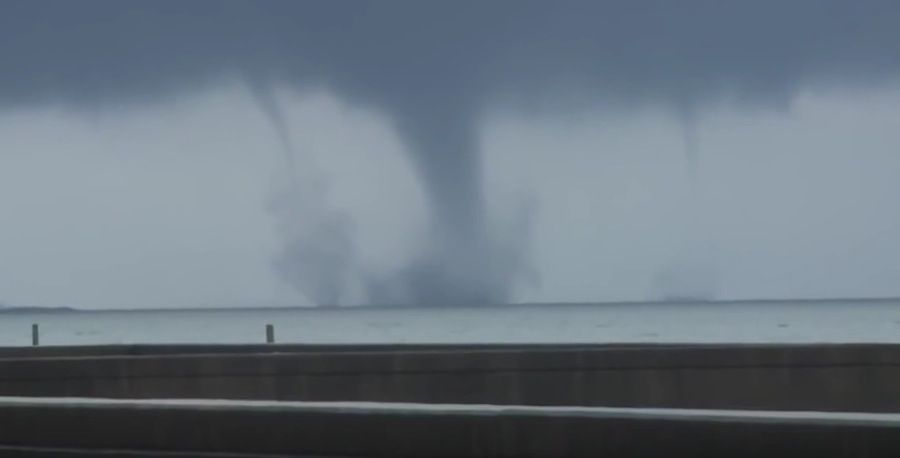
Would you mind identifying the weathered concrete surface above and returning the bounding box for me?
[1,344,900,412]
[0,397,899,457]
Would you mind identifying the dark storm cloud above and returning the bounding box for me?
[3,0,900,305]
[5,1,900,107]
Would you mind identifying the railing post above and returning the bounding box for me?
[266,324,275,344]
[32,323,39,346]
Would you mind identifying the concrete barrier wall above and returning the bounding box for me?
[1,398,899,457]
[0,342,663,359]
[2,344,900,412]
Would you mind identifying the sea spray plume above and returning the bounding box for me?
[249,78,357,306]
[269,189,356,306]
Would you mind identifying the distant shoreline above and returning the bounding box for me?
[0,306,78,314]
[2,296,899,314]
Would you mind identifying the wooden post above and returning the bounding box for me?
[266,324,275,344]
[32,323,39,346]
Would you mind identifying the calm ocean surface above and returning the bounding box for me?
[2,300,900,347]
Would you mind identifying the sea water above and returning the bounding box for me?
[2,300,900,347]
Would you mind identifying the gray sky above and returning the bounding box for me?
[2,1,900,308]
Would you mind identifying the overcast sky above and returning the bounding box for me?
[2,1,900,308]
